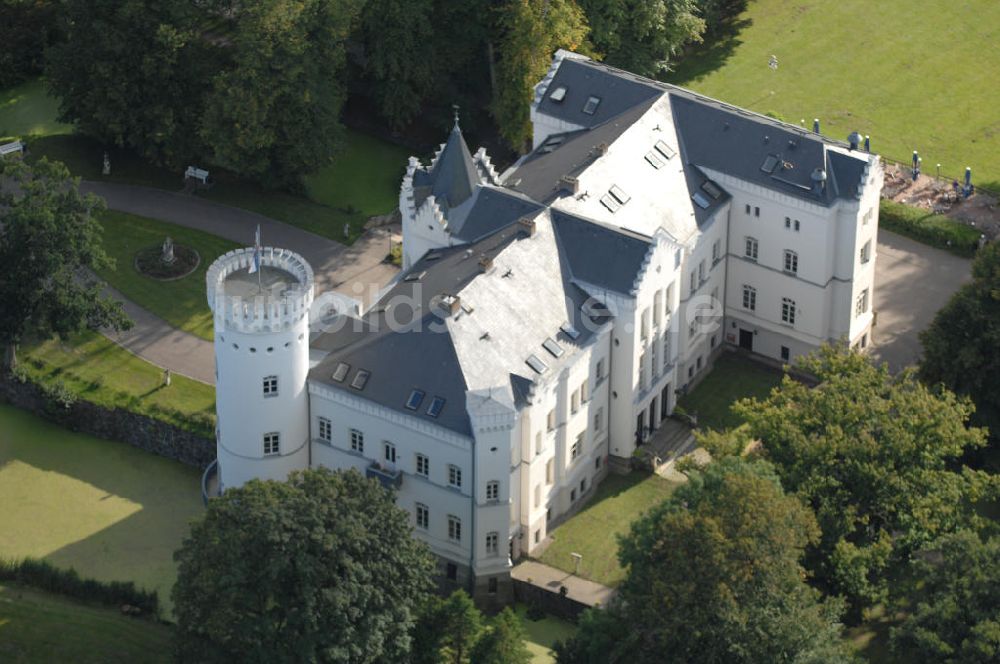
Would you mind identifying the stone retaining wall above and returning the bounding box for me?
[0,371,214,468]
[511,578,588,622]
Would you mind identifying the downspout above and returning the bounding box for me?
[469,434,477,596]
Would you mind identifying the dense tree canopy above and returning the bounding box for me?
[46,0,210,165]
[200,0,362,187]
[492,0,590,150]
[0,0,59,88]
[172,468,435,663]
[578,0,704,76]
[920,241,1000,446]
[711,347,998,616]
[470,607,532,664]
[890,531,1000,663]
[556,458,854,663]
[0,159,129,367]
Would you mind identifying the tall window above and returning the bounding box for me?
[595,358,605,381]
[580,380,589,403]
[698,260,706,283]
[547,409,555,432]
[640,351,648,387]
[262,375,278,397]
[535,432,542,456]
[641,308,650,340]
[350,429,364,453]
[416,453,429,477]
[745,237,758,261]
[486,480,500,502]
[743,285,757,311]
[860,240,871,263]
[415,503,429,529]
[534,484,541,508]
[571,433,583,461]
[546,458,554,485]
[447,516,461,542]
[712,239,721,263]
[856,289,869,317]
[486,532,499,556]
[448,464,462,489]
[689,270,697,295]
[263,432,280,456]
[593,407,604,432]
[754,206,760,217]
[571,389,580,414]
[318,417,331,442]
[781,298,797,325]
[863,208,873,225]
[653,292,663,327]
[783,250,798,274]
[383,441,396,463]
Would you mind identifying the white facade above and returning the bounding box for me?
[209,51,881,603]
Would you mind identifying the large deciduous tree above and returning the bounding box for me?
[889,531,1000,663]
[172,468,435,663]
[577,0,704,77]
[199,0,361,188]
[360,0,437,130]
[46,0,209,165]
[0,0,60,88]
[712,346,998,617]
[556,458,854,663]
[492,0,590,151]
[0,159,130,368]
[920,241,1000,448]
[471,606,532,664]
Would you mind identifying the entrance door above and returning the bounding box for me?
[739,329,754,351]
[648,399,657,432]
[660,384,670,419]
[636,412,645,445]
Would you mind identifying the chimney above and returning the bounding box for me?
[594,143,608,156]
[810,168,827,195]
[813,118,820,134]
[518,217,536,237]
[864,135,870,152]
[438,294,461,317]
[478,255,494,273]
[848,131,863,150]
[559,175,580,195]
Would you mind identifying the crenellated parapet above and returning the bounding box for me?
[474,147,501,185]
[206,247,315,334]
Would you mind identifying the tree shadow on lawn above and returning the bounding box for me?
[664,18,753,87]
[0,406,202,617]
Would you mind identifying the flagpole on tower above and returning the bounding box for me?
[248,224,263,293]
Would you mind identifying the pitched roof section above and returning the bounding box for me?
[550,209,653,295]
[428,123,481,208]
[448,187,545,243]
[536,57,661,129]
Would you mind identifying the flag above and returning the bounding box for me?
[248,225,261,274]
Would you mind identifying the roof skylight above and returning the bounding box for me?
[761,154,780,173]
[645,151,665,169]
[405,389,425,410]
[582,96,601,115]
[350,369,371,390]
[692,192,711,209]
[701,181,723,199]
[609,185,631,205]
[332,362,350,382]
[542,337,564,358]
[560,322,581,339]
[550,86,567,102]
[426,396,446,418]
[654,140,676,160]
[526,354,549,374]
[599,194,621,213]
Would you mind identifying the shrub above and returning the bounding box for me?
[878,199,981,257]
[0,557,159,617]
[40,379,77,410]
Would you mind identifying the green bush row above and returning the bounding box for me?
[878,199,982,257]
[0,557,159,617]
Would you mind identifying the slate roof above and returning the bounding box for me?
[426,123,480,208]
[550,209,653,294]
[535,57,661,129]
[447,187,544,243]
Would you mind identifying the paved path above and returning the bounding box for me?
[870,230,972,372]
[81,182,402,384]
[511,560,616,608]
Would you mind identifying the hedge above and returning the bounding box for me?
[0,557,159,617]
[878,199,982,257]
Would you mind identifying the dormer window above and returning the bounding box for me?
[550,86,567,102]
[582,96,601,115]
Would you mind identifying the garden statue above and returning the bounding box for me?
[162,237,175,264]
[102,152,111,176]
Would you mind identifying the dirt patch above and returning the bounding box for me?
[882,165,999,240]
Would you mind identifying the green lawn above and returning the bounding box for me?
[0,584,172,663]
[0,404,204,617]
[515,604,577,664]
[539,472,678,587]
[0,79,72,141]
[20,331,216,437]
[666,0,1000,190]
[95,210,238,341]
[305,130,410,217]
[677,353,784,431]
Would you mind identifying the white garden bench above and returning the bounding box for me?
[185,166,210,184]
[0,140,25,158]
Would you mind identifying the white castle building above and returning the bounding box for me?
[207,51,882,603]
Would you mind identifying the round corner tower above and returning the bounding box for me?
[206,247,314,491]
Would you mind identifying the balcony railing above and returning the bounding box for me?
[366,462,403,489]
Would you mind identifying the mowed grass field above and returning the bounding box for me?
[0,404,203,616]
[0,79,72,141]
[667,0,1000,189]
[0,584,172,664]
